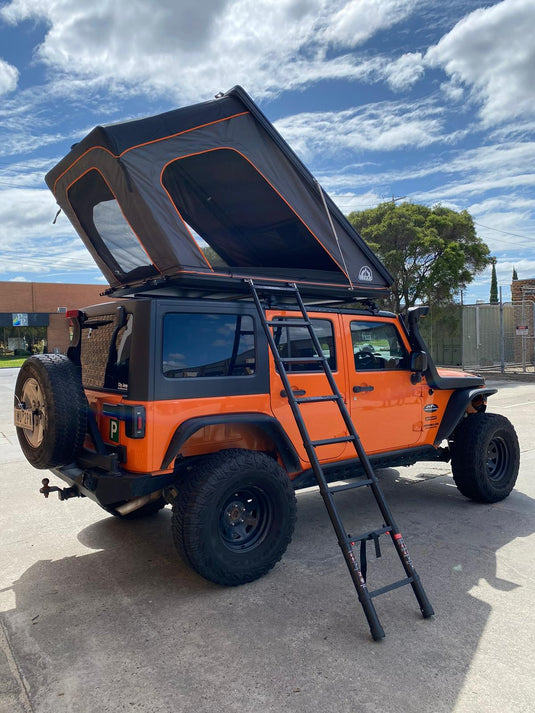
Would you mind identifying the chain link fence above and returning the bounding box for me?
[418,299,535,373]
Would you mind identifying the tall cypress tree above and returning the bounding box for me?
[490,259,498,303]
[512,267,518,281]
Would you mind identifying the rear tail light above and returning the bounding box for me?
[102,403,146,438]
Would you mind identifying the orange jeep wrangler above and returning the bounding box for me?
[14,87,519,597]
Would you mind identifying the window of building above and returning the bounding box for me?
[163,313,255,378]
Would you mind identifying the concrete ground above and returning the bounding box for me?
[0,367,533,713]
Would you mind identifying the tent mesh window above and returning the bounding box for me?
[161,148,341,272]
[68,170,151,275]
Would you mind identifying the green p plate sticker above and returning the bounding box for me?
[109,418,119,443]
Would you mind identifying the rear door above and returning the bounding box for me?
[343,316,424,454]
[268,310,349,463]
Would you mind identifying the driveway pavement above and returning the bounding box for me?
[1,368,534,713]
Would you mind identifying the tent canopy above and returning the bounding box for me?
[46,86,393,299]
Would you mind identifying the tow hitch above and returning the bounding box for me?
[39,478,80,501]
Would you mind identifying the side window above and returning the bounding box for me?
[351,321,408,371]
[273,318,336,372]
[163,313,255,378]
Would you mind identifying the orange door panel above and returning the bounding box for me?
[268,310,348,463]
[343,315,424,454]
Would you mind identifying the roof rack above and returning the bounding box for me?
[104,272,388,308]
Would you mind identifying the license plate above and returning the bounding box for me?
[14,407,33,430]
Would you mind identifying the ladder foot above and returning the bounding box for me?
[370,625,386,641]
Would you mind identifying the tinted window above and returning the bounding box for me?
[273,318,335,372]
[163,313,255,378]
[351,321,408,371]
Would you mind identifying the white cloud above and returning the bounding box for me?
[321,0,418,47]
[426,0,535,126]
[9,275,28,281]
[0,0,422,102]
[0,187,98,276]
[274,99,451,160]
[384,53,425,91]
[0,58,18,95]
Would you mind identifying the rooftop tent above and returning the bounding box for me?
[46,86,393,299]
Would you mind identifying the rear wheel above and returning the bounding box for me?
[171,450,297,585]
[14,355,87,469]
[450,413,519,503]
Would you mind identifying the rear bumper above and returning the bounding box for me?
[50,460,176,507]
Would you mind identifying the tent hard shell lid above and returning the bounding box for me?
[46,86,393,300]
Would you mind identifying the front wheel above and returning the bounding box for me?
[450,413,520,503]
[171,450,297,586]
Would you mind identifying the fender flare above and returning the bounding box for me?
[434,387,497,445]
[161,413,301,472]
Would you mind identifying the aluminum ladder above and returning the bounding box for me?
[247,279,434,640]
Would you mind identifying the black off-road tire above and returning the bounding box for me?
[450,413,520,503]
[14,355,87,469]
[171,449,297,586]
[105,497,167,519]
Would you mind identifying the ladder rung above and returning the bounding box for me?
[369,577,414,599]
[280,356,323,363]
[349,525,391,543]
[249,283,298,293]
[267,320,310,328]
[296,395,340,404]
[311,435,355,446]
[328,478,373,493]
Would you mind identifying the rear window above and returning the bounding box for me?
[163,313,255,378]
[272,318,336,372]
[79,311,132,392]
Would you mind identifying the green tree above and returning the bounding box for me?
[347,202,491,312]
[490,259,498,303]
[512,267,518,281]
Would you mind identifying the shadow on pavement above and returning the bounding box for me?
[2,470,534,713]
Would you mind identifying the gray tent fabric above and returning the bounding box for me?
[46,86,393,297]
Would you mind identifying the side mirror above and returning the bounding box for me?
[410,351,428,383]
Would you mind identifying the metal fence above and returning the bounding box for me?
[419,299,535,373]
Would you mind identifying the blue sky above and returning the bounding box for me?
[0,0,534,303]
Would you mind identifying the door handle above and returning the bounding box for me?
[353,385,374,393]
[280,388,306,398]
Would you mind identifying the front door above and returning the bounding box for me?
[344,316,424,454]
[268,311,348,463]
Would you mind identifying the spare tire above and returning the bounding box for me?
[14,355,87,469]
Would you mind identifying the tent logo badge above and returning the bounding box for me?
[358,266,373,282]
